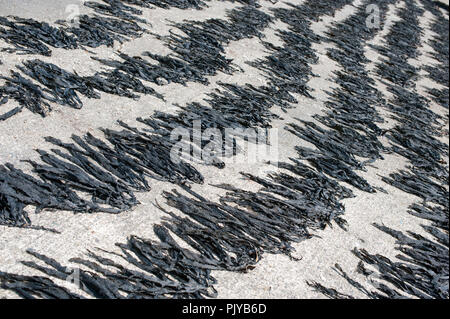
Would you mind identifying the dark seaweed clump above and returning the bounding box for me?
[0,16,78,56]
[0,119,208,230]
[0,13,146,56]
[0,59,163,120]
[0,71,57,119]
[149,5,273,77]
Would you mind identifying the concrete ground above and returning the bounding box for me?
[0,0,448,298]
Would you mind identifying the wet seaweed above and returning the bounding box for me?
[0,71,57,118]
[18,60,100,109]
[83,0,147,23]
[0,16,77,56]
[0,13,146,57]
[152,6,273,77]
[0,58,163,117]
[58,13,147,49]
[91,52,208,87]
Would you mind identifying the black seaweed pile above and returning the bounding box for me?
[0,71,56,119]
[0,59,163,120]
[0,117,210,229]
[310,0,449,299]
[147,5,273,77]
[0,16,78,56]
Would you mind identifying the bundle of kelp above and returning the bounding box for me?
[59,14,147,48]
[0,160,136,216]
[0,59,163,120]
[0,192,32,228]
[0,117,211,229]
[0,153,355,298]
[309,0,449,299]
[21,58,162,101]
[92,52,209,86]
[83,0,147,23]
[0,16,78,56]
[0,71,57,119]
[286,121,382,193]
[17,60,100,109]
[0,191,60,233]
[1,162,119,232]
[0,237,217,299]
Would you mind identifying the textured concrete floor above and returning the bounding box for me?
[0,0,448,298]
